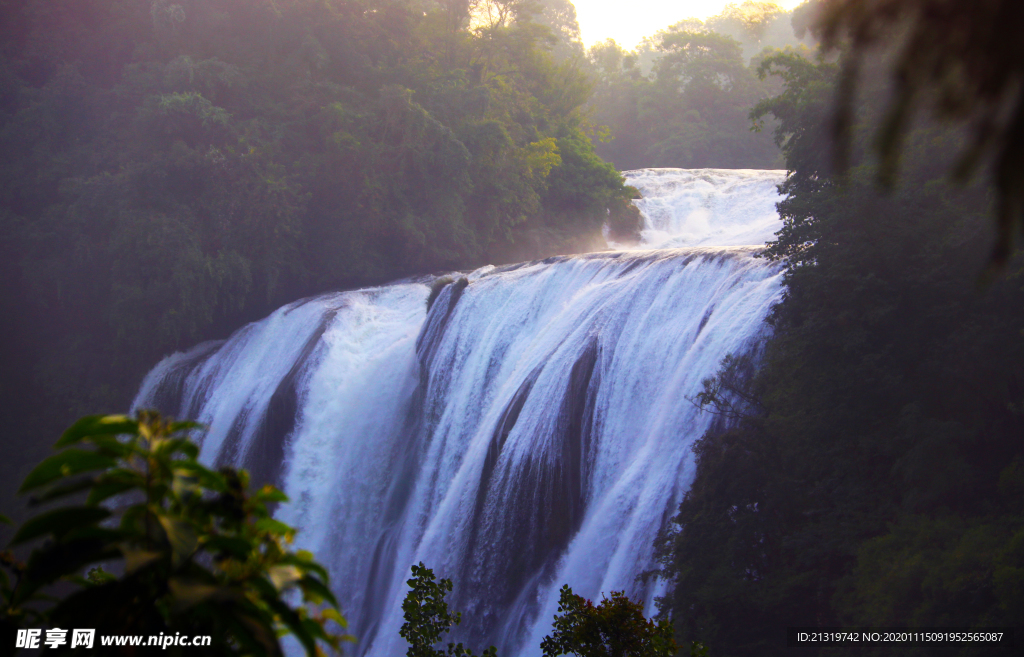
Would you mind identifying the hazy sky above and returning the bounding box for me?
[573,0,806,49]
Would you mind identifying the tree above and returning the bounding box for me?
[658,34,1024,654]
[539,585,676,657]
[533,0,584,60]
[815,0,1024,265]
[658,30,748,91]
[644,28,781,168]
[1,411,349,656]
[706,2,786,51]
[584,39,652,170]
[0,0,638,526]
[399,563,497,657]
[585,19,790,171]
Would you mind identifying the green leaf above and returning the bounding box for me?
[322,607,347,628]
[253,485,288,504]
[157,515,198,563]
[55,414,138,447]
[11,507,110,545]
[301,615,328,641]
[177,439,200,460]
[28,476,99,504]
[87,435,135,458]
[168,577,221,609]
[249,576,278,601]
[168,420,204,435]
[52,525,126,544]
[171,469,201,499]
[19,450,117,493]
[10,410,345,657]
[227,607,283,657]
[170,461,225,492]
[86,566,117,584]
[268,564,302,591]
[0,514,11,525]
[255,517,294,537]
[158,438,199,460]
[279,553,329,581]
[299,574,339,608]
[119,505,149,535]
[203,535,252,559]
[121,547,163,574]
[86,479,140,505]
[265,594,317,656]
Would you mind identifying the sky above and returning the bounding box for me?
[572,0,807,50]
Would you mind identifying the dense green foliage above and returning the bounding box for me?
[583,2,812,171]
[0,0,635,530]
[0,411,348,655]
[539,585,676,657]
[656,50,1024,656]
[817,0,1024,266]
[400,563,497,657]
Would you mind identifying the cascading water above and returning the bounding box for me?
[624,168,786,249]
[133,168,787,656]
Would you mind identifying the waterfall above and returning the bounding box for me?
[133,168,787,656]
[624,168,786,248]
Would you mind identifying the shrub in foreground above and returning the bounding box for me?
[1,411,349,655]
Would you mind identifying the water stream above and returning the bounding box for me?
[133,168,787,656]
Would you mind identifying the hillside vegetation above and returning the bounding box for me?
[657,48,1024,656]
[0,0,636,517]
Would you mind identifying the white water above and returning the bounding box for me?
[624,168,786,249]
[133,169,786,656]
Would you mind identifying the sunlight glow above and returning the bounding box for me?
[572,0,807,49]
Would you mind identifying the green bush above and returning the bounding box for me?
[1,411,350,656]
[397,567,679,657]
[400,563,496,657]
[540,585,676,657]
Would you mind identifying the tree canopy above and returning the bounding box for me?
[540,585,676,657]
[817,0,1024,266]
[0,0,634,532]
[657,38,1024,657]
[582,1,813,170]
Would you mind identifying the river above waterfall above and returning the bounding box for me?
[624,168,786,248]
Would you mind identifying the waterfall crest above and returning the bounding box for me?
[133,169,786,656]
[624,168,786,249]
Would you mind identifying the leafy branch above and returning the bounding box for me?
[1,411,351,656]
[687,353,765,423]
[400,562,496,657]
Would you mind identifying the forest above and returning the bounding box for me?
[0,0,638,522]
[651,3,1024,651]
[0,0,810,537]
[657,47,1024,655]
[2,0,1024,655]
